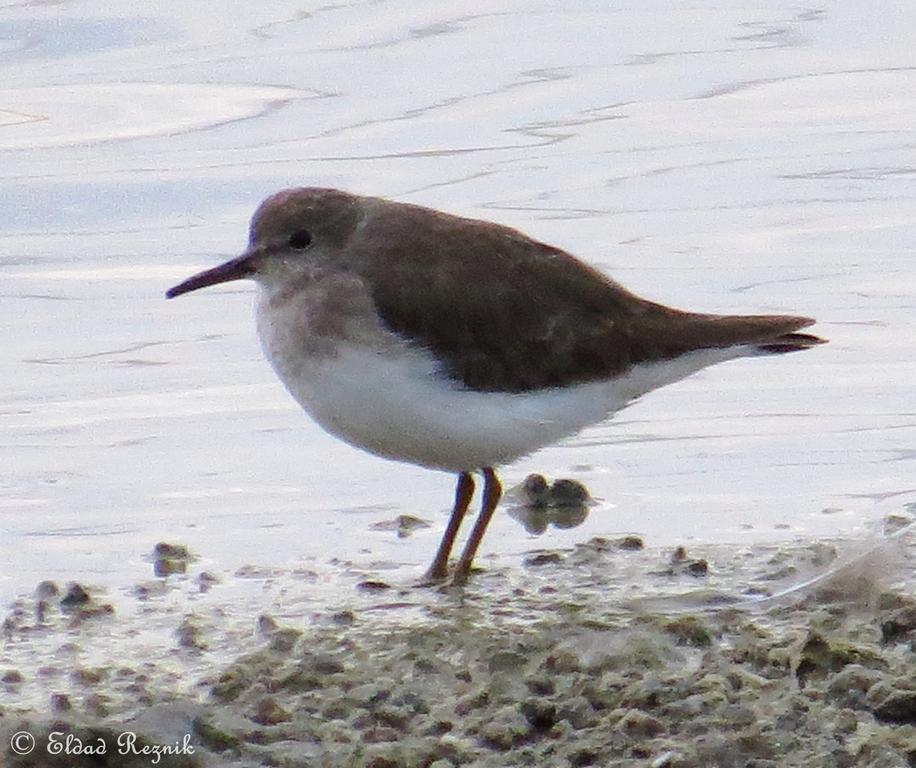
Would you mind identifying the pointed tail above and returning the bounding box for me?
[634,306,828,359]
[755,330,826,354]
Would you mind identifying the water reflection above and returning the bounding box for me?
[506,473,593,535]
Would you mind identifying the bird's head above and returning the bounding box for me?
[166,188,362,299]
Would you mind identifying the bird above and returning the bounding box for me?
[166,188,826,585]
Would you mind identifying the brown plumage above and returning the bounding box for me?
[328,194,826,392]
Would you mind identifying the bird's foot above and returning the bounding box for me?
[449,562,474,587]
[415,565,449,588]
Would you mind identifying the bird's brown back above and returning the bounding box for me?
[345,198,822,392]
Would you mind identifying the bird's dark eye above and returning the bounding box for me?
[288,230,312,249]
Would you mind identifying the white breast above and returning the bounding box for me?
[255,288,741,472]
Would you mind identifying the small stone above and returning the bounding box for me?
[176,616,207,650]
[795,632,885,687]
[2,670,23,684]
[153,542,191,577]
[84,693,111,717]
[543,650,581,673]
[454,689,489,716]
[663,616,712,647]
[520,474,550,507]
[256,614,279,635]
[374,704,410,730]
[616,536,645,551]
[834,708,859,734]
[519,699,557,731]
[364,753,399,767]
[197,571,219,591]
[479,710,530,751]
[252,696,291,725]
[549,478,590,505]
[687,559,709,577]
[357,580,392,592]
[869,688,916,725]
[524,552,563,567]
[350,683,391,708]
[391,691,428,715]
[153,542,190,559]
[131,581,168,600]
[194,719,242,752]
[423,720,454,737]
[526,675,555,695]
[212,665,254,702]
[322,699,352,720]
[60,582,91,610]
[50,692,72,712]
[311,654,345,675]
[332,610,356,626]
[70,667,106,686]
[616,708,664,737]
[268,628,302,653]
[826,665,883,708]
[69,603,114,623]
[570,748,599,767]
[670,546,688,563]
[880,605,916,644]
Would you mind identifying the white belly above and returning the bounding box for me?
[256,294,740,471]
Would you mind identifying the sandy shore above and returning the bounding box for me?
[3,519,916,767]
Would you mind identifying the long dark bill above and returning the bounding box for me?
[165,253,255,299]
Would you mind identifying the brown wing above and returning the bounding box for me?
[351,201,822,393]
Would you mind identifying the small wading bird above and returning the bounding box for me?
[167,189,826,585]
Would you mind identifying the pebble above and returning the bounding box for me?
[519,474,550,507]
[153,541,192,577]
[357,580,392,592]
[60,582,91,610]
[50,692,72,712]
[524,552,564,567]
[868,687,916,725]
[616,708,665,737]
[556,695,597,729]
[517,473,591,508]
[252,696,292,725]
[479,709,530,750]
[549,478,590,506]
[1,670,23,684]
[176,616,207,650]
[519,698,557,731]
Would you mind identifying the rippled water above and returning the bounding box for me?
[2,2,915,607]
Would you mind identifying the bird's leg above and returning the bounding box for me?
[422,471,475,582]
[451,468,502,586]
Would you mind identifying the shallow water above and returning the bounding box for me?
[2,1,915,609]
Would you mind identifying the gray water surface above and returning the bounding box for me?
[2,1,915,607]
